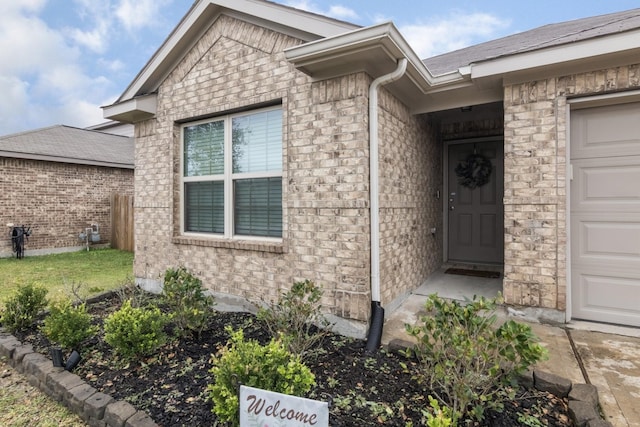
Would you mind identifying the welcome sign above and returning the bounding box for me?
[239,385,329,427]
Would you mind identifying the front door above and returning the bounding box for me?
[447,140,504,264]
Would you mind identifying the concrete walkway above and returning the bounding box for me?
[381,292,640,427]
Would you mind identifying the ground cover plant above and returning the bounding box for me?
[5,271,572,427]
[0,248,133,303]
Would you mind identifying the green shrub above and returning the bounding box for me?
[162,267,215,338]
[0,283,48,332]
[423,396,454,427]
[104,300,169,360]
[257,279,331,360]
[42,300,97,349]
[208,327,315,426]
[404,294,547,424]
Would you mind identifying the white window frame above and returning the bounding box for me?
[180,106,282,242]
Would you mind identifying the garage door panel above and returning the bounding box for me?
[571,157,640,212]
[571,101,640,326]
[573,273,640,327]
[571,103,640,159]
[572,217,640,262]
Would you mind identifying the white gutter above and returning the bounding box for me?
[369,58,407,303]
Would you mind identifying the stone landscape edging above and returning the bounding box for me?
[387,338,613,427]
[0,328,159,427]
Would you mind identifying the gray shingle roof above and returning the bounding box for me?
[423,8,640,76]
[0,125,133,168]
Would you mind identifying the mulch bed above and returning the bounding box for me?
[13,291,571,426]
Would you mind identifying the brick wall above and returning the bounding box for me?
[0,157,133,257]
[132,12,449,325]
[503,63,640,311]
[378,88,443,305]
[133,16,375,323]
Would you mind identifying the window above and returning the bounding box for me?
[182,107,282,239]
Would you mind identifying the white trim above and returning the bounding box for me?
[567,89,640,109]
[285,22,468,92]
[472,29,640,79]
[102,94,157,123]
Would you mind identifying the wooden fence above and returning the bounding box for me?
[111,193,134,252]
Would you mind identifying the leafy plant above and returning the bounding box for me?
[42,300,97,349]
[103,300,169,360]
[208,327,315,427]
[257,279,331,360]
[423,395,455,427]
[404,294,547,424]
[0,283,48,332]
[162,267,215,338]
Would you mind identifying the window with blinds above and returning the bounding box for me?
[182,107,282,239]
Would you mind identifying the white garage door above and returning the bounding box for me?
[571,102,640,326]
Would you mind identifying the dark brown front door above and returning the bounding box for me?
[447,140,504,264]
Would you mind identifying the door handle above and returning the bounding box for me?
[449,205,455,211]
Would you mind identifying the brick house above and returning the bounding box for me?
[0,125,134,257]
[103,0,640,335]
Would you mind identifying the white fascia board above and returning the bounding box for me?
[117,0,358,102]
[214,0,358,36]
[103,94,158,123]
[472,29,640,79]
[285,22,468,92]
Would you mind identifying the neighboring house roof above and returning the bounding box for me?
[423,8,640,76]
[0,125,134,169]
[86,121,135,137]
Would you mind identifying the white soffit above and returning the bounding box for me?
[103,94,157,123]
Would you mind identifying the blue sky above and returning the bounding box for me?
[1,0,638,136]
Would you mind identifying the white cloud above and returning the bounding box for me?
[0,1,115,134]
[327,5,359,21]
[0,76,30,135]
[115,0,172,32]
[67,20,110,53]
[0,0,46,15]
[400,12,511,59]
[283,1,359,21]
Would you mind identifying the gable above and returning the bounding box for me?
[103,0,358,123]
[158,15,302,122]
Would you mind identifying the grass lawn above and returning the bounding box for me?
[0,249,133,305]
[0,360,86,427]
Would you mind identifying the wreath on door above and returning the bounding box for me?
[455,153,493,189]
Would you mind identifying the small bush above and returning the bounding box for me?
[42,300,97,349]
[257,279,331,360]
[115,277,154,308]
[423,396,454,427]
[162,267,215,338]
[0,283,48,332]
[104,300,169,360]
[208,327,315,427]
[404,294,547,424]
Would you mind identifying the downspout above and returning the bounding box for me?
[365,58,408,353]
